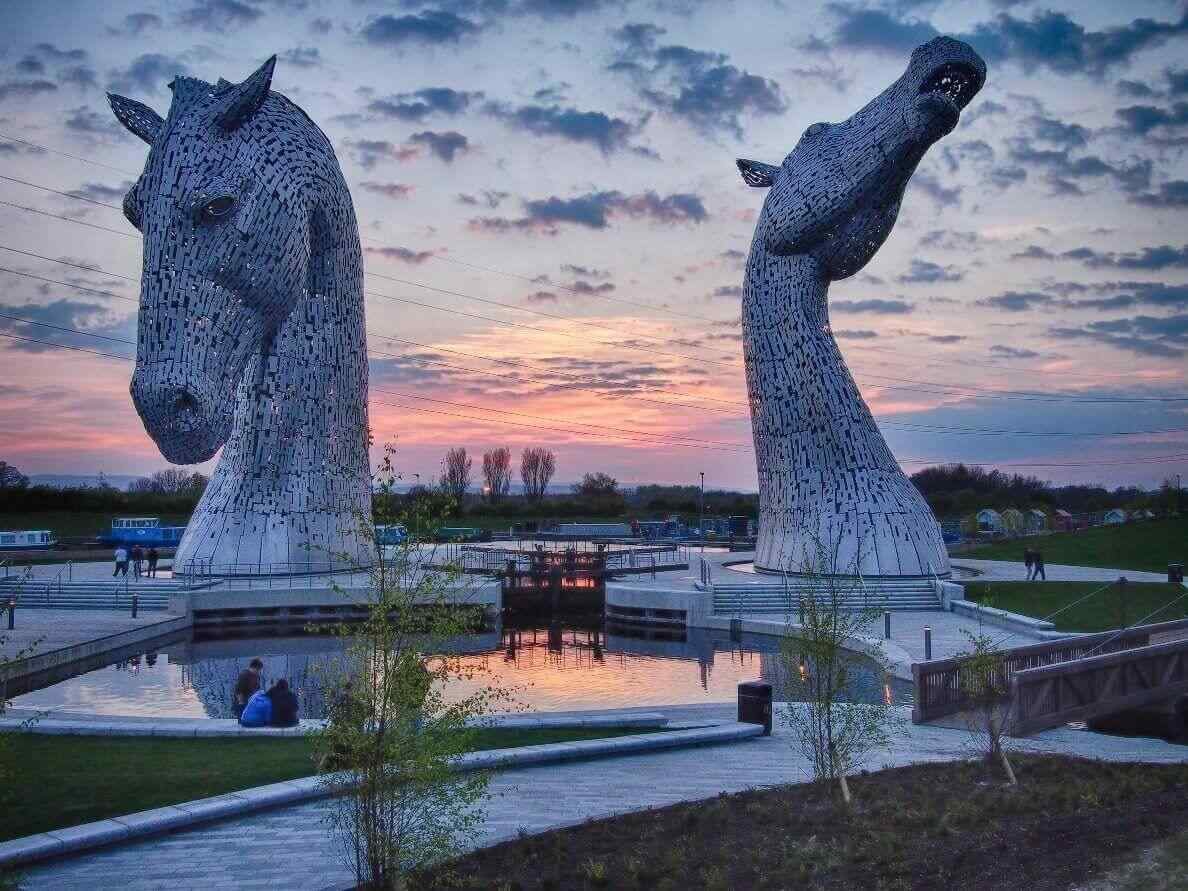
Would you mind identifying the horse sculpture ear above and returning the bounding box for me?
[107,93,164,146]
[215,55,277,133]
[737,159,780,188]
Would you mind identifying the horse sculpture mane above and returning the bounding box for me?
[109,57,372,576]
[736,37,986,577]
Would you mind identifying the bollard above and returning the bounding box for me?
[884,610,891,640]
[7,597,14,630]
[132,594,138,618]
[924,625,932,661]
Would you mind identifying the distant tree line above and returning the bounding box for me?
[0,461,210,519]
[911,463,1185,518]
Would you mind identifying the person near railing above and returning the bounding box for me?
[113,546,129,577]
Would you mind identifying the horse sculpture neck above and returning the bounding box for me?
[741,244,948,577]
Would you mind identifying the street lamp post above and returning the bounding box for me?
[699,471,705,554]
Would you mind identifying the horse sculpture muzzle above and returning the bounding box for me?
[130,362,232,464]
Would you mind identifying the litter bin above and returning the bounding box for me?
[1170,563,1184,585]
[737,681,772,736]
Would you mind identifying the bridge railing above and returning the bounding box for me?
[1010,636,1188,736]
[912,617,1188,724]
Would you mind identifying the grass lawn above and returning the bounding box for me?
[958,517,1187,574]
[416,756,1188,891]
[963,581,1188,632]
[1,726,660,842]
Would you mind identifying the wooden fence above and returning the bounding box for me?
[912,617,1188,725]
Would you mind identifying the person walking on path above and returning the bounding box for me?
[233,658,264,719]
[113,546,129,577]
[147,547,159,578]
[1033,551,1046,581]
[131,545,144,580]
[1024,548,1035,581]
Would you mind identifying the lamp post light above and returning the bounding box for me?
[699,471,705,554]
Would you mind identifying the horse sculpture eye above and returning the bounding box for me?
[202,196,236,219]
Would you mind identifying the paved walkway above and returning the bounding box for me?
[0,610,178,660]
[951,559,1168,583]
[21,701,1188,890]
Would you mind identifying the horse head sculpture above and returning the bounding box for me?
[735,37,985,577]
[109,57,373,575]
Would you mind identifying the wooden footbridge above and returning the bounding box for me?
[913,617,1188,737]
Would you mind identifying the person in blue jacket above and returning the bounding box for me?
[238,688,272,727]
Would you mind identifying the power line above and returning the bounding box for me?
[6,327,1187,467]
[0,137,721,324]
[3,181,1187,403]
[0,318,750,451]
[5,261,1188,432]
[0,258,747,416]
[0,186,740,369]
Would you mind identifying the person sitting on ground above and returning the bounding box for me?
[147,547,159,578]
[238,688,272,727]
[113,546,129,577]
[233,658,264,719]
[267,679,300,727]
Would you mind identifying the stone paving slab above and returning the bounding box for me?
[0,609,180,660]
[20,701,1188,890]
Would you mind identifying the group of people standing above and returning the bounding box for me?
[112,545,160,578]
[1023,548,1046,581]
[233,658,300,728]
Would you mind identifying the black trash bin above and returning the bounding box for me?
[1170,563,1184,585]
[738,681,772,735]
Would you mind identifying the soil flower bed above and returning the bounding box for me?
[414,755,1188,890]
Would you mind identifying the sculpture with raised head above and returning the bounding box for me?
[108,57,372,575]
[736,37,986,577]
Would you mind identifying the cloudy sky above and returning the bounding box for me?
[0,0,1186,490]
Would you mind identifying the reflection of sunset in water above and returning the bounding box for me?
[12,625,909,718]
[439,626,768,713]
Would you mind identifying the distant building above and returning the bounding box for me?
[1025,509,1047,534]
[1103,509,1127,525]
[976,508,1004,533]
[1001,508,1025,533]
[1054,509,1074,532]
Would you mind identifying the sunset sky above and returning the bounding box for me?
[1,0,1186,491]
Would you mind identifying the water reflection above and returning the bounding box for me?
[12,622,911,718]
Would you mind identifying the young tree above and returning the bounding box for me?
[440,447,472,501]
[779,533,899,805]
[519,447,556,502]
[955,606,1017,785]
[313,444,508,889]
[481,447,512,504]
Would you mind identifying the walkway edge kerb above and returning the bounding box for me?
[0,722,763,869]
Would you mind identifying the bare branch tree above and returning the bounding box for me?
[481,447,512,504]
[519,447,556,502]
[127,468,208,495]
[440,448,472,501]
